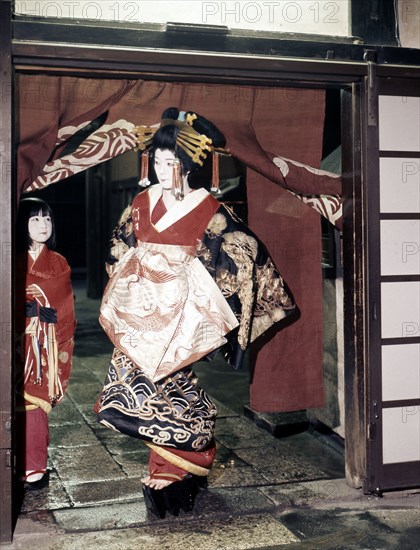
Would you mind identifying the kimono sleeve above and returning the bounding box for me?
[106,204,136,276]
[197,205,296,369]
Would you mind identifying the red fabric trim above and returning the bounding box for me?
[133,189,220,246]
[149,441,217,481]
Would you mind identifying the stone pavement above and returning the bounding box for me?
[3,282,420,549]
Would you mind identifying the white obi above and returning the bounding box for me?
[99,240,239,382]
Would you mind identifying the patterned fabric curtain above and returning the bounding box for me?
[17,75,342,413]
[18,76,341,227]
[25,118,139,191]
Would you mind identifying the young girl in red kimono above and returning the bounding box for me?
[95,108,295,516]
[16,198,75,488]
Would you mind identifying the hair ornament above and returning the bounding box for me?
[133,113,231,194]
[132,125,158,151]
[172,158,183,200]
[159,118,213,166]
[133,115,214,166]
[211,151,221,194]
[138,177,151,188]
[140,149,149,179]
[185,113,197,125]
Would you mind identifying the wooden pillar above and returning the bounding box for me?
[0,0,14,543]
[342,84,367,488]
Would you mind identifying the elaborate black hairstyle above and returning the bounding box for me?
[16,197,56,253]
[151,107,226,188]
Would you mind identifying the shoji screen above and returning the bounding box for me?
[378,95,420,486]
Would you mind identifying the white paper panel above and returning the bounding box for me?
[14,1,350,35]
[380,157,420,214]
[383,407,420,464]
[382,344,420,401]
[379,96,420,152]
[381,282,420,339]
[381,220,420,276]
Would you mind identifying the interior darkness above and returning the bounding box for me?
[322,88,342,160]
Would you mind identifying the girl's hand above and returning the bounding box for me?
[26,284,43,299]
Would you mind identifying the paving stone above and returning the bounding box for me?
[19,494,418,550]
[212,442,246,467]
[11,512,61,539]
[209,463,268,488]
[111,451,149,478]
[369,507,420,531]
[66,365,100,384]
[49,423,100,448]
[300,478,361,502]
[73,327,112,359]
[47,512,299,549]
[49,445,126,483]
[76,353,112,378]
[66,381,103,405]
[86,366,110,382]
[194,486,274,516]
[215,417,276,449]
[76,403,102,427]
[63,477,144,507]
[75,326,105,343]
[163,513,300,549]
[260,484,321,508]
[234,445,328,484]
[205,441,266,488]
[19,473,71,512]
[278,508,397,549]
[48,399,85,427]
[211,398,240,419]
[260,478,358,508]
[279,431,345,479]
[92,428,147,454]
[53,500,148,531]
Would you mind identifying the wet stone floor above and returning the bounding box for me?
[8,288,420,550]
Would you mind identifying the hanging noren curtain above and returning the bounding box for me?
[18,76,341,226]
[17,75,343,413]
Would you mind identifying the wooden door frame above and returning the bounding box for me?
[341,81,367,489]
[0,0,14,544]
[7,47,370,489]
[2,11,420,541]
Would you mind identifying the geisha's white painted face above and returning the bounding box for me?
[154,148,177,191]
[28,210,52,246]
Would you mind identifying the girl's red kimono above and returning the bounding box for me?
[16,246,75,476]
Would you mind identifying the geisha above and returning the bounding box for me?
[94,108,296,517]
[15,198,76,488]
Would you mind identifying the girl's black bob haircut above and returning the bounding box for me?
[16,197,56,253]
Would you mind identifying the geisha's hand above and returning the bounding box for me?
[26,284,43,299]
